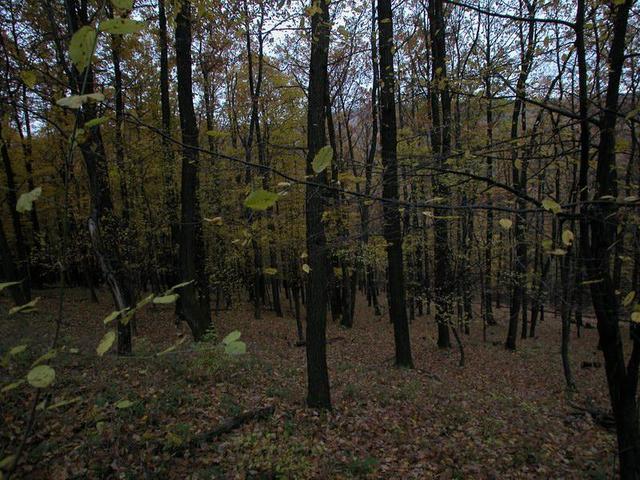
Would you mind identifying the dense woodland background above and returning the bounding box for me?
[1,0,640,478]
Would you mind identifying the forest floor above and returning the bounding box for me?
[1,287,617,479]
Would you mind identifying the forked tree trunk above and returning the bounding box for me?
[64,0,133,354]
[578,0,640,477]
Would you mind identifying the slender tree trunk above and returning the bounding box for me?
[304,0,331,409]
[64,0,134,354]
[506,1,536,351]
[0,217,26,306]
[158,0,178,286]
[428,0,452,349]
[0,119,30,301]
[378,0,413,367]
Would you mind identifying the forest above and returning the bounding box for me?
[1,0,639,478]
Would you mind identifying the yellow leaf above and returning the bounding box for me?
[499,218,512,230]
[20,70,37,88]
[562,229,574,246]
[623,291,636,307]
[542,198,562,214]
[96,330,116,357]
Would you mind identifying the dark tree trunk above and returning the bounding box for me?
[0,217,26,305]
[64,0,134,354]
[428,0,452,349]
[0,119,30,301]
[158,0,178,287]
[304,0,331,409]
[580,1,640,477]
[109,24,130,222]
[175,0,212,339]
[505,2,536,351]
[378,0,413,367]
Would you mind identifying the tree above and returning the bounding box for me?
[62,0,134,354]
[584,0,640,477]
[428,0,453,349]
[175,0,212,339]
[505,0,537,351]
[304,0,332,409]
[378,0,413,368]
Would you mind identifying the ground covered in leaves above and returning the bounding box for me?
[1,288,616,479]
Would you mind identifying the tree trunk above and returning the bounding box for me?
[304,0,332,409]
[64,0,134,354]
[581,1,640,477]
[0,217,26,306]
[378,0,413,367]
[158,0,178,287]
[175,0,212,340]
[505,1,536,351]
[428,0,452,349]
[0,119,30,301]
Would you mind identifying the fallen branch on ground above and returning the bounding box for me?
[172,405,276,455]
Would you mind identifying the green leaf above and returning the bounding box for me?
[31,349,57,367]
[111,0,134,9]
[222,330,241,345]
[0,281,22,292]
[312,146,332,174]
[153,293,178,304]
[168,280,194,291]
[0,455,16,469]
[20,70,37,88]
[9,297,40,315]
[224,340,246,355]
[56,92,104,109]
[27,365,55,388]
[69,26,96,72]
[16,187,42,213]
[115,399,133,409]
[244,189,279,211]
[103,308,127,325]
[156,345,176,356]
[302,263,311,273]
[99,17,144,35]
[263,267,278,276]
[84,116,109,128]
[45,396,82,410]
[542,198,562,215]
[136,294,154,309]
[2,379,25,392]
[9,345,27,356]
[156,336,187,356]
[96,330,116,357]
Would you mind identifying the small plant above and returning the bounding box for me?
[343,456,379,477]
